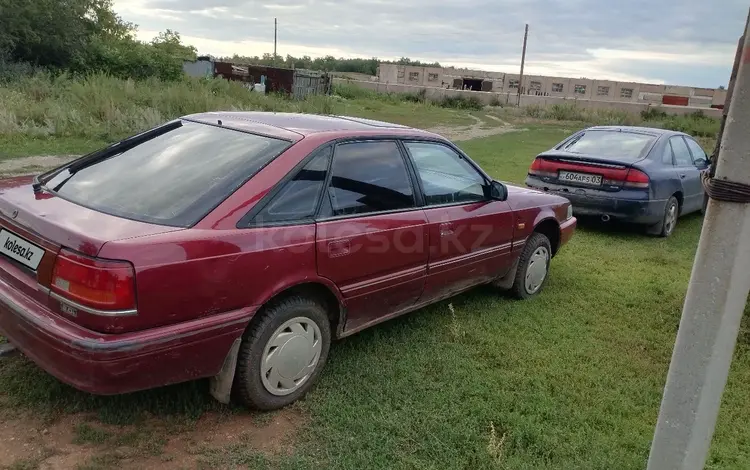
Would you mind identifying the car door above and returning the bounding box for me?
[402,140,515,303]
[315,140,429,333]
[668,136,703,213]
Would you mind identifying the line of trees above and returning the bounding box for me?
[0,0,196,80]
[0,0,439,81]
[220,54,441,76]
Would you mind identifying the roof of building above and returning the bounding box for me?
[182,112,415,140]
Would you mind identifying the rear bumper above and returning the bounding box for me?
[0,277,253,395]
[526,177,665,225]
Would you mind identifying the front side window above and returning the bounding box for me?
[47,121,291,227]
[405,142,486,205]
[684,138,707,164]
[669,137,694,166]
[323,141,415,217]
[252,147,332,224]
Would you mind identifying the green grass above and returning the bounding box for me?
[0,110,745,468]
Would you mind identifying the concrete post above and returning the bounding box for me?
[647,9,750,470]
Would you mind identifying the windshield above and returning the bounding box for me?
[47,121,291,227]
[560,130,656,161]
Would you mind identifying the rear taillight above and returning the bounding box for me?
[623,169,650,189]
[528,158,557,177]
[51,248,136,314]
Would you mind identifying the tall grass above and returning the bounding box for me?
[522,102,719,138]
[0,73,339,141]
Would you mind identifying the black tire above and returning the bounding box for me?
[647,196,679,238]
[701,193,708,215]
[510,232,552,300]
[234,296,331,410]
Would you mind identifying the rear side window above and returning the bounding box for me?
[322,141,415,217]
[669,137,694,166]
[561,131,656,161]
[47,122,291,227]
[252,147,332,224]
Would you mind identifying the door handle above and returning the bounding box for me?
[679,173,687,179]
[439,222,454,237]
[327,239,351,258]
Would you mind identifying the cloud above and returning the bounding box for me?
[113,0,748,87]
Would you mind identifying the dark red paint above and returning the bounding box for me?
[0,113,576,396]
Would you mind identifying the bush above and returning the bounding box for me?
[546,103,586,121]
[641,107,668,121]
[439,95,483,110]
[524,105,544,118]
[402,88,427,103]
[489,95,503,107]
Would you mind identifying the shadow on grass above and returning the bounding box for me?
[574,212,704,240]
[0,354,230,424]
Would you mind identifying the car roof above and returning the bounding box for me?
[585,125,686,137]
[181,111,432,140]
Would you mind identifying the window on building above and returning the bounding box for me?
[408,72,420,82]
[428,73,439,82]
[620,88,634,99]
[574,84,587,95]
[323,141,415,217]
[552,83,564,93]
[397,69,405,79]
[508,79,519,89]
[530,81,542,90]
[597,86,610,96]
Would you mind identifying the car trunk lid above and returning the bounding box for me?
[0,176,181,312]
[529,151,649,192]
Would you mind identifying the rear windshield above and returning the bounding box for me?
[46,121,291,227]
[560,130,656,160]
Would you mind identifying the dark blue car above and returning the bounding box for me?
[525,126,709,237]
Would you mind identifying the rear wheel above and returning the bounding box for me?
[647,196,679,238]
[234,296,331,410]
[511,233,552,299]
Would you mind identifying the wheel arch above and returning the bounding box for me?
[209,279,344,405]
[532,217,561,256]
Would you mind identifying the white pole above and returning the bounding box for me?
[647,9,750,470]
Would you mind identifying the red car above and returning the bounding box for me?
[0,113,576,409]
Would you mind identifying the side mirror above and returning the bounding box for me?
[490,180,508,201]
[694,158,709,169]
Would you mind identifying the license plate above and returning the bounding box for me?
[558,171,602,186]
[0,229,44,270]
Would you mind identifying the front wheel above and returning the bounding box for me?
[234,296,331,410]
[510,233,552,299]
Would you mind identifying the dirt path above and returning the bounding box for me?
[426,113,522,141]
[0,155,78,178]
[0,408,302,469]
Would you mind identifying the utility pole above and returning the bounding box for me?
[647,8,750,470]
[274,18,278,65]
[517,24,528,106]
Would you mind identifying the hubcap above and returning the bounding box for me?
[525,247,549,294]
[261,317,322,396]
[665,203,677,234]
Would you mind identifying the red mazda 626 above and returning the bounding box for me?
[0,112,576,410]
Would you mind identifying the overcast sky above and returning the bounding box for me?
[113,0,748,87]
